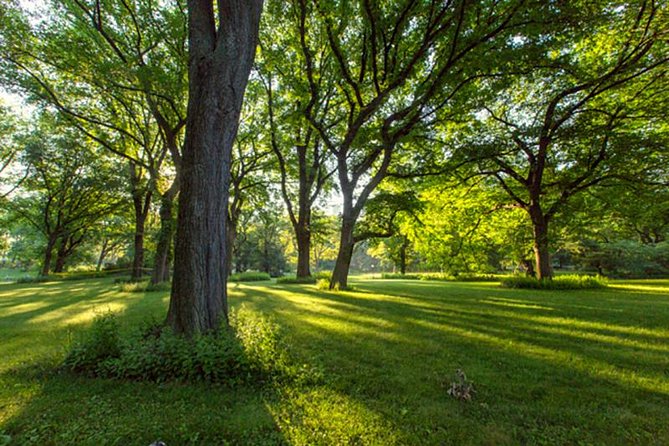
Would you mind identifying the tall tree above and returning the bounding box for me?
[166,0,263,335]
[7,115,124,275]
[259,1,336,278]
[0,0,188,281]
[468,0,668,279]
[292,0,531,288]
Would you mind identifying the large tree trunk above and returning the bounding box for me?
[530,207,552,280]
[151,185,178,285]
[166,0,263,336]
[330,217,355,289]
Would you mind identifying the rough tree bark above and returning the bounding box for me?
[166,0,263,335]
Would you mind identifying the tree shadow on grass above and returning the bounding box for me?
[1,365,286,446]
[232,280,669,445]
[0,279,287,446]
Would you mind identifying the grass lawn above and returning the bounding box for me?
[1,277,668,445]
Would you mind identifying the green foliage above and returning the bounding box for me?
[276,276,317,284]
[62,311,123,375]
[500,274,608,290]
[380,273,423,280]
[578,240,669,278]
[62,307,297,385]
[118,280,171,293]
[229,272,272,282]
[380,272,501,282]
[315,278,330,290]
[276,271,332,285]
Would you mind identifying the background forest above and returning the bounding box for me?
[0,0,667,283]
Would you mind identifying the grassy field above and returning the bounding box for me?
[1,277,668,445]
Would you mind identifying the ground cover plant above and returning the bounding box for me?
[500,274,609,290]
[1,277,668,445]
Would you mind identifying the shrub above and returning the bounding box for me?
[314,271,332,280]
[229,272,272,282]
[453,273,500,282]
[315,278,331,290]
[62,312,123,376]
[62,307,301,385]
[119,281,148,293]
[276,276,317,284]
[381,273,423,280]
[500,274,608,290]
[145,281,171,292]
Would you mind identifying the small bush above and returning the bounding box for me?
[500,274,608,290]
[315,278,331,290]
[62,307,301,385]
[145,281,171,292]
[62,312,123,376]
[314,271,332,280]
[381,273,423,280]
[118,280,171,293]
[453,273,500,282]
[229,272,272,282]
[276,276,317,284]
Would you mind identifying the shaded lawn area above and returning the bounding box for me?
[1,277,668,445]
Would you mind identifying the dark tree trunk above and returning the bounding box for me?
[54,238,67,273]
[131,216,146,281]
[151,185,178,285]
[225,215,238,277]
[295,211,311,278]
[41,235,58,276]
[129,162,152,282]
[330,217,355,289]
[530,206,552,280]
[399,235,408,275]
[166,0,263,335]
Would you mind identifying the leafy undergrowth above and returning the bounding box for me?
[118,280,171,293]
[62,307,313,386]
[276,271,332,285]
[229,271,272,282]
[1,277,669,445]
[380,272,501,282]
[500,274,608,289]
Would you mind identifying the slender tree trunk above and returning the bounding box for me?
[166,0,263,335]
[131,215,146,281]
[530,207,552,280]
[129,163,151,282]
[399,236,408,275]
[330,217,356,289]
[151,186,178,285]
[225,216,238,277]
[96,239,109,271]
[295,214,311,278]
[41,235,58,276]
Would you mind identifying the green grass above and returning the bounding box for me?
[1,277,669,445]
